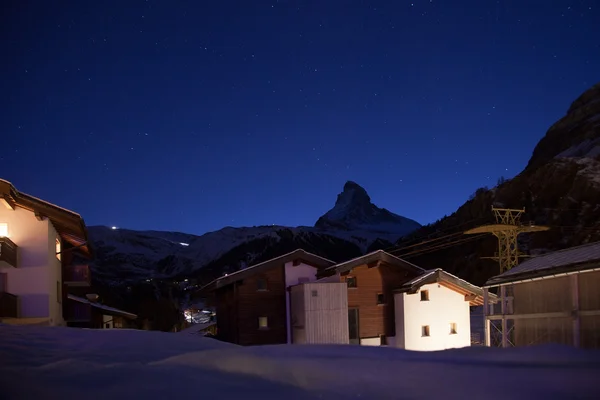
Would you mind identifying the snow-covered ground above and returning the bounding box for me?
[0,325,598,399]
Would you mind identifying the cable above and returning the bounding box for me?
[396,234,488,259]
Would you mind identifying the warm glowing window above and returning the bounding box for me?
[55,238,61,261]
[258,316,268,329]
[450,323,457,334]
[422,325,430,337]
[420,290,429,301]
[0,223,8,237]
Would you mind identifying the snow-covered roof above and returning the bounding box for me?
[485,241,600,286]
[179,322,216,335]
[199,249,336,293]
[395,268,497,305]
[322,249,425,275]
[68,294,137,320]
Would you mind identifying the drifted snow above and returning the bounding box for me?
[0,325,598,399]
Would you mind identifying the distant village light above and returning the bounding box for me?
[111,226,118,230]
[179,242,189,246]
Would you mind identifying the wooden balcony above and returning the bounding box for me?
[63,264,91,286]
[0,292,19,318]
[0,237,18,269]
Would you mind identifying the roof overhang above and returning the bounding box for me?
[68,294,137,320]
[395,269,499,305]
[0,179,92,258]
[319,250,425,278]
[197,249,336,295]
[485,261,600,288]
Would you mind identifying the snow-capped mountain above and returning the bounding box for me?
[315,181,421,234]
[88,181,421,285]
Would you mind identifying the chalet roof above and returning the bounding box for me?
[321,249,425,276]
[199,249,336,293]
[394,268,497,306]
[67,294,138,320]
[485,241,600,286]
[0,179,92,258]
[179,321,216,335]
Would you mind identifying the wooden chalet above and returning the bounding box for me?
[317,250,426,345]
[198,249,335,346]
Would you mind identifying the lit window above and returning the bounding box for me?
[376,293,385,305]
[258,316,268,329]
[422,325,430,337]
[257,277,268,291]
[347,276,357,288]
[55,238,61,261]
[0,223,7,237]
[450,323,457,334]
[420,290,429,301]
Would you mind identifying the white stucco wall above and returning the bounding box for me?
[395,283,471,351]
[284,261,320,344]
[0,206,62,325]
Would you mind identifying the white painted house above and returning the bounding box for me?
[393,269,494,351]
[0,179,136,328]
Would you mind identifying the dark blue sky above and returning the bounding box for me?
[2,1,599,235]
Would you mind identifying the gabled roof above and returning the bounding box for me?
[199,249,336,293]
[67,294,137,320]
[485,241,600,286]
[320,249,425,276]
[0,179,92,258]
[395,268,498,306]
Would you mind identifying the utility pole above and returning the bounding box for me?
[464,207,549,273]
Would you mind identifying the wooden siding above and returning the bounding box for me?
[512,276,571,314]
[578,271,600,311]
[342,263,418,339]
[580,316,600,348]
[513,317,573,346]
[215,265,288,346]
[290,282,348,344]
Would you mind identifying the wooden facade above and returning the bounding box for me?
[485,244,600,349]
[205,249,336,346]
[215,264,288,345]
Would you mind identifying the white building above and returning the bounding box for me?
[0,178,135,328]
[393,268,495,351]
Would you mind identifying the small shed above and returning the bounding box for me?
[483,241,600,349]
[289,282,349,344]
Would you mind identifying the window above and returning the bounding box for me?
[421,325,430,337]
[256,277,268,291]
[450,323,457,335]
[346,276,357,288]
[0,223,7,237]
[258,316,268,329]
[55,238,61,261]
[376,293,385,305]
[311,290,318,297]
[420,290,429,301]
[56,281,62,303]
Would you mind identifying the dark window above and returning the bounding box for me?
[256,277,268,291]
[422,325,430,337]
[450,323,457,334]
[376,293,385,305]
[347,276,357,288]
[420,290,429,301]
[311,290,318,297]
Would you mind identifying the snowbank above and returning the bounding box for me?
[0,324,598,399]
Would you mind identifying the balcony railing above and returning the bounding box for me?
[0,292,19,318]
[63,264,91,285]
[0,237,18,268]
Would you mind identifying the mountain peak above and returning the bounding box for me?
[314,181,421,235]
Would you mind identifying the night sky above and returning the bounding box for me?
[2,1,599,235]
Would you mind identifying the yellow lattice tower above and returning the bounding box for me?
[464,207,550,273]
